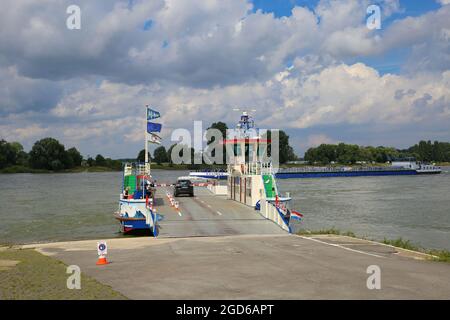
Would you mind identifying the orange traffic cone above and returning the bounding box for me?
[96,255,109,265]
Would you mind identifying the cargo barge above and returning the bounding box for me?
[191,161,441,179]
[275,161,441,179]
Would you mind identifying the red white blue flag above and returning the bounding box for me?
[290,210,303,221]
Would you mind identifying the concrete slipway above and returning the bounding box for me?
[22,188,450,299]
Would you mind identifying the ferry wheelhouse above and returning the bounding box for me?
[222,111,297,232]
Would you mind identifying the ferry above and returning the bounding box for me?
[114,109,302,236]
[114,106,161,235]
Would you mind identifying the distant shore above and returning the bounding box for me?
[0,165,121,174]
[0,163,222,174]
[1,162,448,174]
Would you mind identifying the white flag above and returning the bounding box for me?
[149,133,161,144]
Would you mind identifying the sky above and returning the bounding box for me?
[0,0,449,158]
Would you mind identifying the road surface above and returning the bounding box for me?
[156,187,286,237]
[27,234,450,299]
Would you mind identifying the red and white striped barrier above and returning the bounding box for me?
[156,182,215,187]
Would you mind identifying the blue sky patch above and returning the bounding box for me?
[143,19,153,31]
[251,0,319,17]
[250,0,442,19]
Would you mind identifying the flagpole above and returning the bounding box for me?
[145,105,149,165]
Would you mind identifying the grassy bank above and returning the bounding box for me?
[0,163,212,174]
[381,238,450,262]
[281,162,391,168]
[65,166,121,173]
[0,165,121,174]
[0,165,50,174]
[0,246,126,299]
[297,228,450,263]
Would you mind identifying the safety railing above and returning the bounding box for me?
[124,162,150,176]
[259,199,291,233]
[243,162,273,175]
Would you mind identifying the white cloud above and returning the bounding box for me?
[437,0,450,5]
[41,62,450,154]
[0,0,449,157]
[0,0,412,87]
[0,123,49,142]
[306,134,337,147]
[0,66,61,115]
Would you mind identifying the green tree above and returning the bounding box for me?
[265,130,297,164]
[166,144,176,164]
[336,143,360,164]
[9,142,29,166]
[87,157,95,167]
[166,143,195,165]
[279,131,297,164]
[153,146,168,164]
[29,138,67,170]
[407,141,450,162]
[104,158,122,170]
[95,154,106,167]
[304,143,405,164]
[0,139,20,168]
[208,121,228,140]
[137,149,151,163]
[66,147,83,167]
[206,121,228,164]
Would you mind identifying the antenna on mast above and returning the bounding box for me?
[233,108,257,136]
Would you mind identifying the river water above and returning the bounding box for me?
[0,168,449,250]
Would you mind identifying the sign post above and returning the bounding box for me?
[96,241,109,265]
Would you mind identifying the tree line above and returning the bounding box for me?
[405,141,450,163]
[1,123,299,171]
[0,137,121,171]
[137,121,298,167]
[304,140,450,165]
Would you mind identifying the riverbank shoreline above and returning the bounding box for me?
[0,165,121,174]
[0,164,207,174]
[7,230,449,263]
[4,233,450,299]
[297,229,450,262]
[0,245,126,299]
[2,226,449,261]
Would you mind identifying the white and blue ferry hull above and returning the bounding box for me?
[116,199,158,236]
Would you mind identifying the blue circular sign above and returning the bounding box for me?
[99,243,106,251]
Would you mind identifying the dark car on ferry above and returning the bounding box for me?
[174,179,194,197]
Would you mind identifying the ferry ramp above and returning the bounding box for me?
[155,187,286,238]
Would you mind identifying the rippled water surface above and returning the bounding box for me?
[1,168,449,250]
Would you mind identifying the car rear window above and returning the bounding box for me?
[178,180,191,186]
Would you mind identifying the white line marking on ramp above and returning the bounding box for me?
[296,235,384,259]
[216,211,223,216]
[207,204,212,208]
[178,212,182,217]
